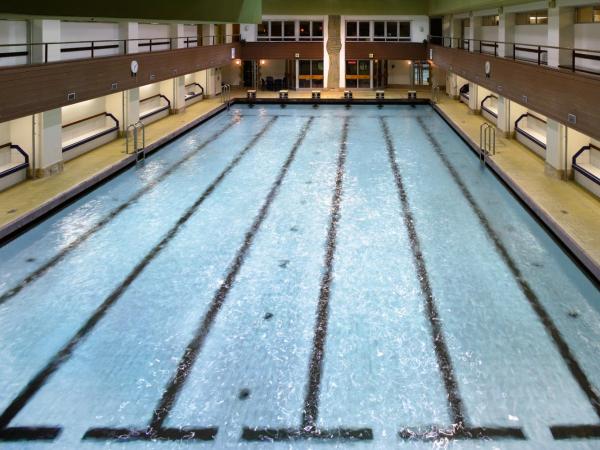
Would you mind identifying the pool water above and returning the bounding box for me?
[0,105,599,450]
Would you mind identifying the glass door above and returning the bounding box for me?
[345,59,371,88]
[298,60,324,89]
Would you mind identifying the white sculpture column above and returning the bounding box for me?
[498,10,515,58]
[546,118,568,178]
[30,19,60,63]
[468,82,479,113]
[547,6,574,69]
[468,14,482,52]
[32,109,62,177]
[496,95,511,137]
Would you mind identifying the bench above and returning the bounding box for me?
[184,83,204,106]
[573,144,600,198]
[62,113,119,162]
[459,84,469,104]
[515,113,547,158]
[140,94,171,125]
[481,95,498,124]
[0,143,29,192]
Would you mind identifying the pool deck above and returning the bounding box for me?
[1,87,599,282]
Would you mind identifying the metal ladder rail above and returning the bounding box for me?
[125,121,146,162]
[479,122,496,164]
[432,85,440,104]
[221,84,231,110]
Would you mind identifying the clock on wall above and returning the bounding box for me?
[130,60,139,77]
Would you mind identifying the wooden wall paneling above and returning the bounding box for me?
[345,42,428,60]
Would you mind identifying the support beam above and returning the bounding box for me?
[33,109,62,178]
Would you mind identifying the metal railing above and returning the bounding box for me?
[0,34,241,67]
[125,121,146,163]
[572,144,600,186]
[221,84,231,109]
[479,123,496,164]
[429,35,600,75]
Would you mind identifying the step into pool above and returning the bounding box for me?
[0,105,599,449]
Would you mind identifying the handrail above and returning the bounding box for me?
[479,122,496,163]
[62,112,119,129]
[140,94,171,108]
[0,143,29,179]
[481,94,498,118]
[572,144,600,185]
[515,113,547,149]
[185,82,205,96]
[0,34,241,66]
[429,35,600,74]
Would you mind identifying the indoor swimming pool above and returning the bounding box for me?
[0,105,599,450]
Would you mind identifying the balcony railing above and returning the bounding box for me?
[0,34,241,67]
[429,35,600,76]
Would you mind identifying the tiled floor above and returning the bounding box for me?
[1,88,598,280]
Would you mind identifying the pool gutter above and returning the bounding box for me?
[432,103,600,284]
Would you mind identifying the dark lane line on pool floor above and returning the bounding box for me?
[0,117,277,443]
[416,117,600,441]
[83,117,315,442]
[0,117,241,307]
[381,117,525,442]
[242,117,373,442]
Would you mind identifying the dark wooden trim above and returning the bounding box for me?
[345,42,427,60]
[241,41,323,60]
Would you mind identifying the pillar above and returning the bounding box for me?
[449,16,462,48]
[202,24,215,46]
[225,24,234,44]
[172,76,186,113]
[468,82,479,113]
[497,95,511,137]
[30,19,60,63]
[120,22,139,54]
[446,72,458,98]
[33,109,62,177]
[0,122,10,165]
[468,14,482,52]
[123,88,140,130]
[545,118,568,178]
[326,15,342,89]
[548,6,574,68]
[498,10,515,57]
[170,24,185,49]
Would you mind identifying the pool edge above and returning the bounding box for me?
[432,103,600,284]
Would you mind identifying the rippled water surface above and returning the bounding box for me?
[0,105,599,450]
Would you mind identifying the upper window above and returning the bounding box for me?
[576,6,600,23]
[346,21,370,41]
[516,11,548,25]
[258,20,323,41]
[347,20,410,42]
[373,21,411,41]
[482,15,500,26]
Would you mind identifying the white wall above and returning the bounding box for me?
[241,23,257,42]
[388,60,412,85]
[0,20,28,66]
[60,21,120,61]
[138,23,170,39]
[61,98,106,124]
[514,24,547,45]
[481,26,498,42]
[10,116,33,159]
[574,23,600,72]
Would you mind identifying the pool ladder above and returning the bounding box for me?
[221,84,231,110]
[479,123,496,164]
[126,121,146,163]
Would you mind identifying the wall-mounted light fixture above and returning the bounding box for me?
[260,59,266,66]
[235,59,241,65]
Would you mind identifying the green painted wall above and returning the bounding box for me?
[263,0,429,16]
[428,0,536,16]
[0,0,262,23]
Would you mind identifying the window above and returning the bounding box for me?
[516,11,548,25]
[271,21,282,38]
[283,21,295,40]
[346,21,370,41]
[258,21,268,38]
[373,21,411,41]
[345,59,371,88]
[482,15,499,26]
[299,20,323,41]
[576,6,600,23]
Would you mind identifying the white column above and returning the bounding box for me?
[173,76,186,113]
[0,122,10,165]
[120,22,139,54]
[446,72,458,98]
[547,7,574,68]
[123,88,140,129]
[170,23,185,49]
[468,82,479,112]
[497,95,511,137]
[322,16,330,88]
[33,109,62,177]
[225,24,233,44]
[450,16,461,47]
[202,24,215,46]
[468,15,482,52]
[498,11,515,58]
[546,118,568,178]
[30,19,60,63]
